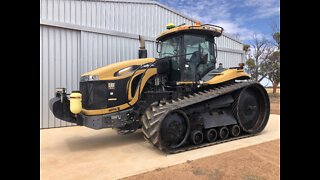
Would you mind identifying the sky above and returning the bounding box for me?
[156,0,280,44]
[156,0,280,86]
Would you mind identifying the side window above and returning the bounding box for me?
[197,41,214,76]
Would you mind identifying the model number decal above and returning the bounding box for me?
[108,82,115,90]
[111,115,121,120]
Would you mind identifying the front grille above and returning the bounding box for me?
[80,81,108,110]
[79,77,131,110]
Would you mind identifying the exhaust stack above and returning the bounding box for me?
[138,35,147,58]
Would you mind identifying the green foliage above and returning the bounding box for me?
[243,44,250,52]
[244,35,273,82]
[273,32,280,49]
[266,51,280,84]
[243,29,280,91]
[246,58,256,67]
[245,58,258,80]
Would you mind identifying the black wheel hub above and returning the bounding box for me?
[160,111,190,149]
[241,93,260,128]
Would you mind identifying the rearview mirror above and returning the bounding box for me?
[156,41,162,53]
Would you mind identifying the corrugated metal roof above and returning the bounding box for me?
[94,0,243,44]
[90,0,198,22]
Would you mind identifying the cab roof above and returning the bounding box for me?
[156,23,224,41]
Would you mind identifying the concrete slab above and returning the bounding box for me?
[41,114,280,180]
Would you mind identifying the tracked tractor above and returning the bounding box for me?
[49,22,270,153]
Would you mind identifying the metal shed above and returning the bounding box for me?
[40,0,245,129]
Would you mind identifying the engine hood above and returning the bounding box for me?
[81,58,156,80]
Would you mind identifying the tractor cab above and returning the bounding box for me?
[156,23,224,84]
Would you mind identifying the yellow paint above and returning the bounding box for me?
[82,58,156,80]
[174,69,249,85]
[70,92,82,114]
[127,72,144,100]
[205,69,250,85]
[157,24,222,40]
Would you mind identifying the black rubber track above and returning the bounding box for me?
[141,81,270,153]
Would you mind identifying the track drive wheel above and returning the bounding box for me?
[141,104,190,152]
[160,110,190,150]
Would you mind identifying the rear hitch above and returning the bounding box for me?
[55,88,68,103]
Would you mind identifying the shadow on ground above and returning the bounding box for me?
[65,129,146,151]
[64,127,271,153]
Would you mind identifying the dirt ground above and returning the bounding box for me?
[125,139,280,180]
[124,88,280,180]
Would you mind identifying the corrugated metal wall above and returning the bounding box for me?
[217,51,243,67]
[40,0,244,129]
[80,31,157,73]
[216,35,243,50]
[40,25,80,128]
[215,33,244,66]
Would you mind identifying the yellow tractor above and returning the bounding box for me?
[49,22,270,153]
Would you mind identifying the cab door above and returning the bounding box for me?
[181,34,216,82]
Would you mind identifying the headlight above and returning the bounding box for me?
[80,75,99,82]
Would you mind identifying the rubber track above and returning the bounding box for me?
[141,81,259,154]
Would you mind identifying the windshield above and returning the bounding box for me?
[159,36,182,71]
[159,36,181,58]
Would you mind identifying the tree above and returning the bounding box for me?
[243,21,280,93]
[245,34,275,82]
[265,32,280,93]
[243,44,250,61]
[266,51,280,93]
[273,32,280,50]
[243,44,250,54]
[270,18,280,49]
[243,44,250,52]
[245,58,256,77]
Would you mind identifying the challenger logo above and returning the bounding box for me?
[108,82,115,90]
